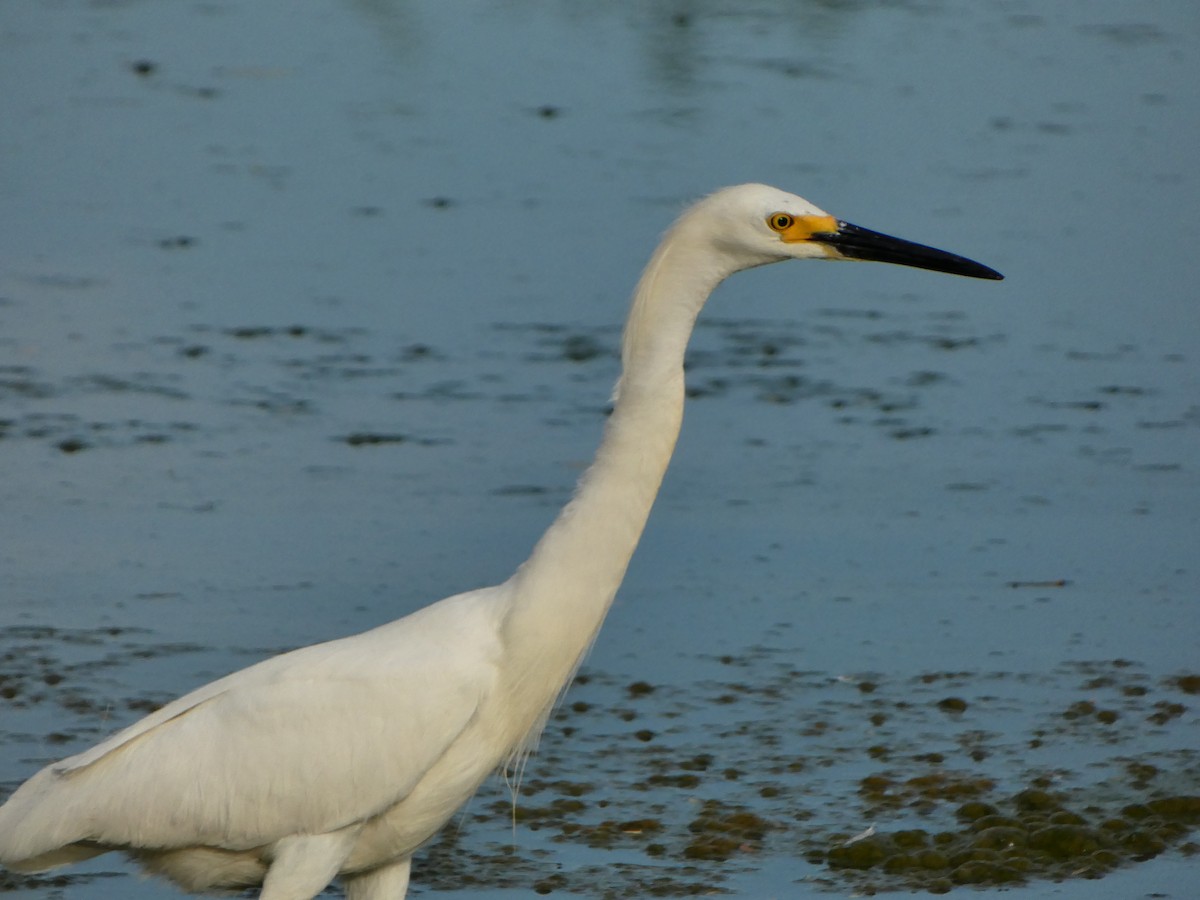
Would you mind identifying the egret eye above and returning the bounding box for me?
[768,213,794,232]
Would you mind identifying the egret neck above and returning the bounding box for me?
[500,220,732,703]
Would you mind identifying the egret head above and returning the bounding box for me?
[695,183,1003,280]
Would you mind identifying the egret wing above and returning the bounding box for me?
[0,589,505,861]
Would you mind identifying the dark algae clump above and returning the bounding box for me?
[818,784,1200,892]
[684,800,774,861]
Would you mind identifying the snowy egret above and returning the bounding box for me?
[0,184,1002,899]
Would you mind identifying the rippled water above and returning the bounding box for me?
[1,1,1197,897]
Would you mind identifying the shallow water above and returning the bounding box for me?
[1,1,1198,897]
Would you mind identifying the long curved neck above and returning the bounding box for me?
[500,227,731,691]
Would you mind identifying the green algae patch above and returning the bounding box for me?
[814,785,1200,892]
[683,800,775,861]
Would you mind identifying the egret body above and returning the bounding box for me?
[0,184,1001,899]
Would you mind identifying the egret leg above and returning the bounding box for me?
[343,857,412,900]
[258,832,357,900]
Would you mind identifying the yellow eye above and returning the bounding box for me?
[767,213,794,232]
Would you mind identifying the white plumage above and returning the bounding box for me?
[0,184,1000,899]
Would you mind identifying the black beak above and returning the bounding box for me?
[813,221,1003,280]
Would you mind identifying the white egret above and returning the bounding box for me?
[0,184,1001,899]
